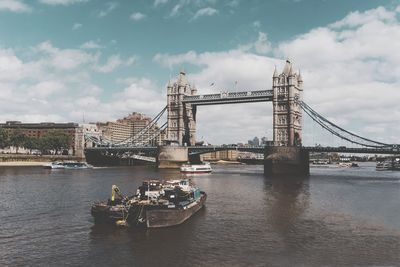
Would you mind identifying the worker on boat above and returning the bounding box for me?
[108,185,123,205]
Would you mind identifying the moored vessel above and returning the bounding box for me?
[180,162,212,173]
[376,158,400,171]
[91,179,207,228]
[338,162,359,168]
[45,161,93,169]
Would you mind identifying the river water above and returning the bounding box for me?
[0,163,399,266]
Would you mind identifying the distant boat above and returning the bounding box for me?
[338,162,359,168]
[45,161,93,169]
[180,162,212,174]
[376,158,400,171]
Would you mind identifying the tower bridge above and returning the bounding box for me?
[84,60,399,174]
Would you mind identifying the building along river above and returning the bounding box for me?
[0,163,399,266]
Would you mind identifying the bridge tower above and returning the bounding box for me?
[272,59,303,146]
[166,70,197,146]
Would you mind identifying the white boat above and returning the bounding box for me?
[180,162,212,174]
[45,161,93,169]
[338,162,359,168]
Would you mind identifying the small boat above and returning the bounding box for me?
[376,158,400,171]
[45,161,93,169]
[91,179,207,228]
[180,162,212,173]
[338,162,359,168]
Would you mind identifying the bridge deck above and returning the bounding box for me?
[182,90,273,105]
[85,145,400,155]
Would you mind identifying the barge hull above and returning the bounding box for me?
[146,193,206,228]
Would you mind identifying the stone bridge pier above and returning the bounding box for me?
[264,146,309,176]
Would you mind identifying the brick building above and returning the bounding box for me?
[0,121,80,155]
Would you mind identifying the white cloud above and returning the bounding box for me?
[37,41,96,70]
[38,0,88,6]
[97,2,118,18]
[1,4,399,145]
[254,32,271,54]
[0,0,31,13]
[153,5,400,144]
[253,20,261,28]
[28,81,65,98]
[72,22,82,30]
[330,6,396,29]
[191,7,218,21]
[0,49,24,81]
[80,40,102,49]
[154,0,168,7]
[169,4,181,17]
[275,6,400,144]
[125,56,136,66]
[226,0,239,8]
[130,12,146,21]
[94,54,122,73]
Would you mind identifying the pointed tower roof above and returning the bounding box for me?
[281,59,292,76]
[177,69,188,86]
[273,65,279,78]
[288,64,294,77]
[298,70,303,82]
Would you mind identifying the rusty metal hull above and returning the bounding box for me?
[145,193,206,228]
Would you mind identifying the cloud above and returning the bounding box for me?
[97,2,118,18]
[72,22,82,30]
[0,43,156,125]
[37,41,96,70]
[1,4,400,145]
[169,4,181,17]
[94,54,122,73]
[125,56,136,66]
[254,32,271,54]
[0,0,31,13]
[191,7,218,21]
[130,12,146,21]
[275,5,400,144]
[154,0,168,7]
[38,0,88,6]
[80,40,102,49]
[153,5,400,144]
[226,0,239,8]
[0,48,24,81]
[28,81,65,98]
[253,20,261,28]
[330,6,396,29]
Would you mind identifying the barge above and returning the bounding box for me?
[91,179,206,228]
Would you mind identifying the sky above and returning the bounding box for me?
[0,0,399,145]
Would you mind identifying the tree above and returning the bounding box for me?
[10,130,27,153]
[41,131,71,155]
[0,128,9,149]
[24,137,39,154]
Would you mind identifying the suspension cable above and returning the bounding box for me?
[298,100,389,148]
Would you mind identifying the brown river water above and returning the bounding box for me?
[0,163,399,266]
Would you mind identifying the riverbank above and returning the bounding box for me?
[0,154,84,166]
[0,161,49,166]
